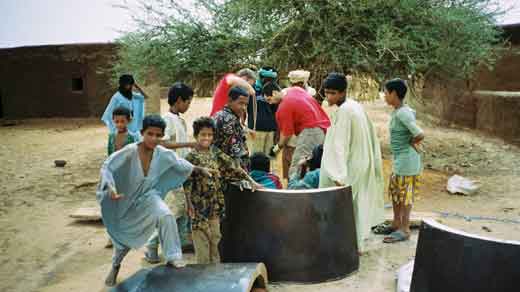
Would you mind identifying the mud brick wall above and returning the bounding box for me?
[419,79,520,145]
[474,92,520,145]
[414,24,520,145]
[0,43,118,119]
[473,49,520,92]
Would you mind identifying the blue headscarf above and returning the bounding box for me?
[254,67,278,93]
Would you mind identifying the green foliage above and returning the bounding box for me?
[113,0,505,84]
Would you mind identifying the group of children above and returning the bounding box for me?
[99,79,265,286]
[98,73,424,286]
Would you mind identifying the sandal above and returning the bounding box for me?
[383,230,410,243]
[372,223,396,235]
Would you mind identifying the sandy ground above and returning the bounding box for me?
[1,98,519,292]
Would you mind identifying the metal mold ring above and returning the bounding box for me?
[411,219,520,292]
[222,185,359,283]
[111,263,268,292]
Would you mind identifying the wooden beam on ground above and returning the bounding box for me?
[70,204,102,222]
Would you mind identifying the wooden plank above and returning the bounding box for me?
[70,206,102,222]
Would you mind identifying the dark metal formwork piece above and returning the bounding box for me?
[411,219,520,292]
[222,185,358,283]
[111,263,268,292]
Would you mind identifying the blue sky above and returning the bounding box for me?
[1,0,519,48]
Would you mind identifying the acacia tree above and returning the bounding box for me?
[113,0,505,85]
[113,0,258,86]
[219,0,505,80]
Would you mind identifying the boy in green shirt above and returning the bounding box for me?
[105,107,140,248]
[383,79,424,243]
[107,107,140,156]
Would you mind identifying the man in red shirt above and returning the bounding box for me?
[210,68,257,117]
[271,86,331,178]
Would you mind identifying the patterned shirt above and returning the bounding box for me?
[213,106,250,170]
[183,146,248,230]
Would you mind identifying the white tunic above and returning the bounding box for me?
[319,99,385,252]
[162,111,190,158]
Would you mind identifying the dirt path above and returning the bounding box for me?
[1,98,519,292]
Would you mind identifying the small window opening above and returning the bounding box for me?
[72,78,84,92]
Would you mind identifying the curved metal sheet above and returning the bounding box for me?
[222,185,358,283]
[111,263,267,292]
[411,219,520,292]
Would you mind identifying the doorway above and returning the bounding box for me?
[0,89,4,119]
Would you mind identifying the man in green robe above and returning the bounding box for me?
[319,73,385,253]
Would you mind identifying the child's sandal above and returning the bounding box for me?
[372,223,396,235]
[383,230,410,243]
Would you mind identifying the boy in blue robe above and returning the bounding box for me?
[97,115,211,286]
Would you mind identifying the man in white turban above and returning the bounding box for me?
[287,70,317,97]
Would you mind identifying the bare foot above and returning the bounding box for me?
[105,265,120,287]
[105,238,113,249]
[166,260,186,268]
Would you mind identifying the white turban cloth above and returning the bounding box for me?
[288,70,311,84]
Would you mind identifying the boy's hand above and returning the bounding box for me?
[298,156,310,167]
[252,182,264,192]
[110,190,123,200]
[246,86,256,97]
[108,185,122,200]
[186,202,195,219]
[269,144,280,158]
[410,134,425,153]
[195,167,218,178]
[248,129,257,140]
[410,140,424,154]
[267,92,282,104]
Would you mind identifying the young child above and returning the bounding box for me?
[105,107,141,248]
[249,152,283,189]
[383,78,424,243]
[183,117,261,264]
[144,82,195,263]
[288,144,323,190]
[97,115,211,286]
[161,82,197,153]
[107,107,140,156]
